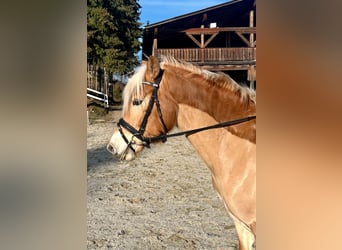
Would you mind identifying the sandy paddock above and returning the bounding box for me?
[87,110,238,249]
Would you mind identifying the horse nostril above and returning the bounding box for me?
[107,144,116,154]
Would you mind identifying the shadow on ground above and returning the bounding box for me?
[87,145,118,171]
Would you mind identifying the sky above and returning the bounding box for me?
[139,0,231,27]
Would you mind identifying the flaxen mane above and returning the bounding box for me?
[122,63,147,112]
[123,56,256,112]
[160,56,256,104]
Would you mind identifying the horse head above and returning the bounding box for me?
[107,56,178,160]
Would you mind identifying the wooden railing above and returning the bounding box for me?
[154,47,256,64]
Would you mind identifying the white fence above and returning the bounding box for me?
[87,64,109,108]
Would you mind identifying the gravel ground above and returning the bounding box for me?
[87,110,238,249]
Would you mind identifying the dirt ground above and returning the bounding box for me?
[87,109,238,249]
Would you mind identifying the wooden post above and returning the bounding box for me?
[200,25,204,48]
[152,28,158,56]
[248,65,256,89]
[95,65,98,91]
[200,25,204,62]
[249,11,254,47]
[249,10,255,89]
[104,67,107,96]
[152,38,157,56]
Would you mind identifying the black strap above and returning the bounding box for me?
[145,115,256,143]
[138,70,166,139]
[118,126,136,152]
[154,95,168,141]
[138,86,157,135]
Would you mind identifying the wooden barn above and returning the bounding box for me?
[142,0,256,88]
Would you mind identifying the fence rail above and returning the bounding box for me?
[87,64,109,108]
[155,47,256,63]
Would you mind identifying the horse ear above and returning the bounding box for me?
[146,56,160,82]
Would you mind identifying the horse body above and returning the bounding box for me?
[107,56,256,249]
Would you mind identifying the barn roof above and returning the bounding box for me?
[144,0,255,29]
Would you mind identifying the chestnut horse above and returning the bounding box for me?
[107,56,256,249]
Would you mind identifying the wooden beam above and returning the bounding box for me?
[200,25,204,48]
[152,38,158,56]
[185,33,201,48]
[186,24,220,48]
[182,27,256,35]
[249,10,255,48]
[204,33,219,47]
[200,64,252,71]
[235,32,250,46]
[249,11,255,89]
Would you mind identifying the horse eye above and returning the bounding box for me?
[132,99,143,106]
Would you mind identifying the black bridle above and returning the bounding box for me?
[117,69,256,153]
[117,69,167,153]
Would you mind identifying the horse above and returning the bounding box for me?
[107,56,256,250]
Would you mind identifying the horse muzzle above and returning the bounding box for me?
[106,143,135,161]
[107,129,144,161]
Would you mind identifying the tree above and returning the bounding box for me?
[87,0,141,76]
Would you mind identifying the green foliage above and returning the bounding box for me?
[87,0,142,75]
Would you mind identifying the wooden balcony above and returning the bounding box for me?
[154,47,256,70]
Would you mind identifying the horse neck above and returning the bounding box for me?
[177,104,256,228]
[163,66,256,143]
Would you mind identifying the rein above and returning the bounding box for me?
[117,69,256,153]
[146,115,256,142]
